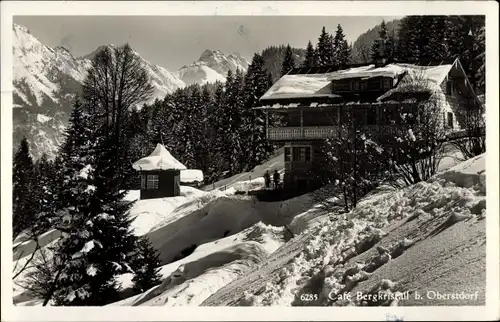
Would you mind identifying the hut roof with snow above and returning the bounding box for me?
[132,143,187,171]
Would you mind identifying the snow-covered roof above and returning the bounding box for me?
[260,74,340,100]
[180,169,204,183]
[132,144,187,171]
[259,62,455,108]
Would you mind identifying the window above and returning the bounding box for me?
[383,78,392,89]
[146,174,159,189]
[284,147,291,162]
[447,112,454,129]
[141,174,146,189]
[291,146,313,162]
[351,81,360,91]
[304,147,311,161]
[292,147,301,162]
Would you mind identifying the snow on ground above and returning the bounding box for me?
[36,114,52,124]
[202,154,486,306]
[180,169,204,183]
[13,237,60,305]
[146,188,318,265]
[126,186,225,236]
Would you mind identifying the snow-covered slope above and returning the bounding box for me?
[177,49,249,86]
[202,154,486,306]
[12,24,185,159]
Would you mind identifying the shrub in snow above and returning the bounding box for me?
[379,71,447,187]
[317,111,387,211]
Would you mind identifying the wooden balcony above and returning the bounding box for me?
[268,126,338,141]
[267,125,400,141]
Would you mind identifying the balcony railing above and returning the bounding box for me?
[267,125,400,141]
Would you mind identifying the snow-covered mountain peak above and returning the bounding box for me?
[12,24,185,160]
[196,49,249,75]
[177,49,249,86]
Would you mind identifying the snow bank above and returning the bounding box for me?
[132,143,186,171]
[147,187,317,265]
[434,153,485,190]
[114,221,284,306]
[180,169,204,183]
[128,186,219,236]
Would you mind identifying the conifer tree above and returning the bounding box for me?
[333,24,351,65]
[209,81,229,179]
[130,237,162,294]
[35,44,151,306]
[12,137,36,239]
[242,54,274,169]
[424,16,449,60]
[303,41,316,68]
[316,26,334,66]
[475,26,485,93]
[33,154,58,232]
[281,44,296,76]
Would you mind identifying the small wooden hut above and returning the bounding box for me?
[132,144,187,199]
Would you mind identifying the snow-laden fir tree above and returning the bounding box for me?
[226,68,245,173]
[36,44,152,306]
[242,54,274,170]
[12,137,37,239]
[281,44,296,76]
[303,41,316,68]
[32,154,58,233]
[196,85,214,178]
[130,236,162,294]
[316,26,334,66]
[208,81,229,179]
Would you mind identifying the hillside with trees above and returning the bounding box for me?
[261,45,306,82]
[351,19,400,64]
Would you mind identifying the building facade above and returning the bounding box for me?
[257,58,481,192]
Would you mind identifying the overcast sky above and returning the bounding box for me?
[14,16,401,71]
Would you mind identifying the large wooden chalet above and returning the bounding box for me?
[256,58,482,192]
